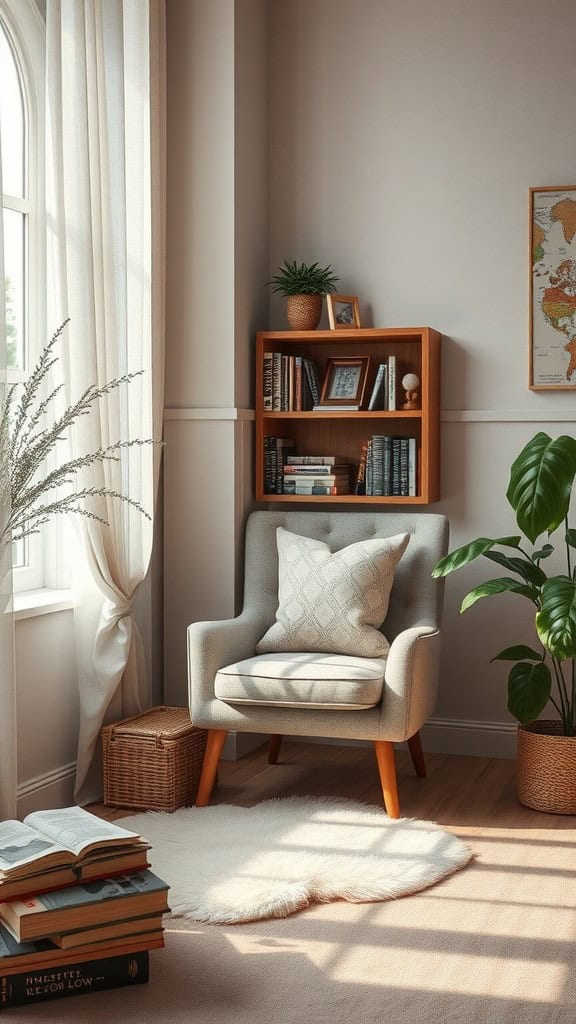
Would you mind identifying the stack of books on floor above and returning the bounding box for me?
[0,806,169,1011]
[282,455,351,495]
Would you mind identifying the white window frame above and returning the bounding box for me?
[1,0,47,593]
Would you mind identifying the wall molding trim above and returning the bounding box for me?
[164,407,255,421]
[164,406,573,425]
[17,761,77,815]
[234,718,517,761]
[442,409,576,423]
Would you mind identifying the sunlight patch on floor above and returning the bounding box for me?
[332,947,569,1000]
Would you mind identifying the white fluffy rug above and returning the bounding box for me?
[122,796,472,924]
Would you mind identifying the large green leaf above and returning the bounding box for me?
[461,577,537,613]
[506,433,576,543]
[507,661,551,724]
[536,576,576,660]
[483,550,547,587]
[432,536,520,578]
[491,645,543,662]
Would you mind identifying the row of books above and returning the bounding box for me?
[263,353,401,413]
[263,353,321,411]
[0,805,168,1010]
[356,435,418,496]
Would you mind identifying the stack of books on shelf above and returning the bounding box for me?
[283,455,351,496]
[0,806,169,1011]
[356,435,418,496]
[263,352,321,411]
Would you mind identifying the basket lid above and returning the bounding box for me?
[103,706,195,740]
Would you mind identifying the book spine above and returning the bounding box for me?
[387,356,396,411]
[286,456,345,466]
[272,353,282,411]
[281,355,289,412]
[294,356,302,412]
[0,951,149,1009]
[275,438,296,494]
[371,435,385,496]
[399,438,409,496]
[303,359,320,406]
[263,353,273,411]
[365,439,373,496]
[284,465,347,475]
[263,436,276,494]
[283,474,348,485]
[408,437,417,496]
[354,442,368,495]
[383,435,392,496]
[391,437,402,495]
[368,363,386,411]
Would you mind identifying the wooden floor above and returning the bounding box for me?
[92,738,576,831]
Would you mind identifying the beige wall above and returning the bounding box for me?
[268,0,576,751]
[164,0,268,705]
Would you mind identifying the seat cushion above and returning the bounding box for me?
[256,527,410,658]
[214,652,386,710]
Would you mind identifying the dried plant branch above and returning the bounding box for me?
[1,321,159,548]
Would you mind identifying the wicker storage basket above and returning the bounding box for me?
[101,706,207,812]
[517,720,576,814]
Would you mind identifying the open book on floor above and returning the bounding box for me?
[0,870,170,943]
[0,806,150,901]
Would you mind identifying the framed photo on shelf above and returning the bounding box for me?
[529,185,576,390]
[326,294,361,330]
[318,356,370,407]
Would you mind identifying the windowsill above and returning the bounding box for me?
[14,589,74,621]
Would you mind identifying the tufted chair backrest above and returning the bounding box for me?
[243,511,449,642]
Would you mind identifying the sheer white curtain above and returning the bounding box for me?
[46,0,165,803]
[0,130,17,820]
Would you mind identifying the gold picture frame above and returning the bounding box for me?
[529,185,576,390]
[326,294,361,330]
[318,356,370,407]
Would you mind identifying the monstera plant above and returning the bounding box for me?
[432,432,576,813]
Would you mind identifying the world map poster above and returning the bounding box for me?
[530,185,576,389]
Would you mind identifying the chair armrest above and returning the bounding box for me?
[187,610,268,712]
[378,625,441,741]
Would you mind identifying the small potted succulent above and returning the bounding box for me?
[432,432,576,813]
[268,259,339,331]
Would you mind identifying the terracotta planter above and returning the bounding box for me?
[286,294,323,331]
[517,720,576,814]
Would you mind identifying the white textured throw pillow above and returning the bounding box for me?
[256,527,410,658]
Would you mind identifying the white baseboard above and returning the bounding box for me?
[222,731,265,761]
[281,716,517,760]
[420,717,516,759]
[17,762,77,817]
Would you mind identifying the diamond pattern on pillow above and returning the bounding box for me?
[256,528,410,658]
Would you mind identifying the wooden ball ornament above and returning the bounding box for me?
[401,373,420,410]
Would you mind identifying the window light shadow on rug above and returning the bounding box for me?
[122,797,473,925]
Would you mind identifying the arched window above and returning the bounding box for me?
[1,0,45,588]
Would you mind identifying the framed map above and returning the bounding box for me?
[530,185,576,389]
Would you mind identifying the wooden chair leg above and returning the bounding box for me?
[268,734,283,764]
[407,731,426,778]
[195,729,228,807]
[374,740,400,818]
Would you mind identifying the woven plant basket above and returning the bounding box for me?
[517,720,576,814]
[101,706,207,812]
[286,294,323,331]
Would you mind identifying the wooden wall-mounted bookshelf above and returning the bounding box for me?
[255,327,441,504]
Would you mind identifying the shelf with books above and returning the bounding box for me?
[256,327,441,505]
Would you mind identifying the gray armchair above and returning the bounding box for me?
[187,510,448,817]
